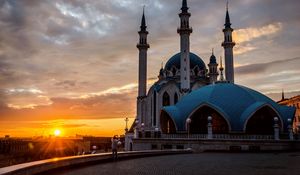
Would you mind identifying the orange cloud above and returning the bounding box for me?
[233,22,282,44]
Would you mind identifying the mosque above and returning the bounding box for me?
[125,0,297,151]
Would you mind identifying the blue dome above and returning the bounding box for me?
[164,52,206,70]
[163,83,295,131]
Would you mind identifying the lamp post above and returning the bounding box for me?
[287,118,294,140]
[141,123,145,138]
[207,116,213,139]
[273,117,280,141]
[154,127,159,138]
[186,118,191,149]
[124,117,129,133]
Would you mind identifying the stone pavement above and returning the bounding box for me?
[49,152,300,175]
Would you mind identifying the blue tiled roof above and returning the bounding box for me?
[165,52,206,70]
[162,83,296,132]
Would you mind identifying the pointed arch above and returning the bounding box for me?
[245,105,282,134]
[160,110,177,134]
[187,104,230,134]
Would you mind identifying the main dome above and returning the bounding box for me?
[162,83,295,131]
[164,52,206,70]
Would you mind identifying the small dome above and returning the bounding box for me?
[162,83,295,131]
[164,52,206,71]
[209,54,217,64]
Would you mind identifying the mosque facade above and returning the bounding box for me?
[125,0,297,151]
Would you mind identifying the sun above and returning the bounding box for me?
[54,129,61,136]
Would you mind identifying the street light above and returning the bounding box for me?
[154,127,159,138]
[273,117,279,140]
[124,117,129,133]
[141,123,145,138]
[186,118,191,149]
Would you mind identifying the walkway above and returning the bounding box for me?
[47,152,300,175]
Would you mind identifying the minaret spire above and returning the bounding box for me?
[281,89,285,101]
[222,1,235,83]
[225,1,231,28]
[141,6,146,32]
[219,56,225,81]
[181,0,188,13]
[178,0,193,94]
[136,7,150,123]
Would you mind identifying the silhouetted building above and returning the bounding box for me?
[278,95,300,132]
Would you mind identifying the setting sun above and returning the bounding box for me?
[54,129,61,136]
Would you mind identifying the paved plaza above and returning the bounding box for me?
[48,152,300,175]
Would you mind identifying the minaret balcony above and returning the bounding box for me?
[177,27,193,34]
[179,12,191,17]
[221,41,236,48]
[136,43,150,49]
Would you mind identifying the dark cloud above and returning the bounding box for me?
[236,57,300,75]
[55,80,76,87]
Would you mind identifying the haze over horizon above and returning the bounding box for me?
[0,0,300,137]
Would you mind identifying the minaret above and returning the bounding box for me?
[221,2,235,83]
[136,8,149,122]
[208,49,219,84]
[177,0,192,93]
[137,8,149,98]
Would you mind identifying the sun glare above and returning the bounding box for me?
[54,129,61,136]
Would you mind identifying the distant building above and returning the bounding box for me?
[278,94,300,132]
[125,0,297,152]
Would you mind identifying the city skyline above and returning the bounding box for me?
[1,0,300,137]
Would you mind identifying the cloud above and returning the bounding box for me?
[236,57,300,95]
[0,84,137,121]
[236,57,300,75]
[232,22,283,55]
[55,80,77,87]
[0,0,300,134]
[233,22,282,44]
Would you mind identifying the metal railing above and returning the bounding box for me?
[160,134,275,140]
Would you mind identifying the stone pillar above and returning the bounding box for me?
[273,117,280,141]
[288,118,294,140]
[207,116,213,139]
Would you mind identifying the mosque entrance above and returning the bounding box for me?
[189,106,229,134]
[245,106,281,135]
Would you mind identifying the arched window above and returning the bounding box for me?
[162,92,170,106]
[171,67,177,76]
[174,93,178,104]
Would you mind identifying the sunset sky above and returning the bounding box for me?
[0,0,300,137]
